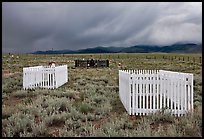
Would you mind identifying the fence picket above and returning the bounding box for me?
[132,73,135,115]
[191,74,194,112]
[178,74,181,116]
[135,75,138,115]
[153,71,156,113]
[139,74,142,115]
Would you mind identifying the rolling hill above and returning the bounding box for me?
[32,43,202,54]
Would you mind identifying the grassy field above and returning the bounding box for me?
[2,53,202,137]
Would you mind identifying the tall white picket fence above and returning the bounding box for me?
[23,65,68,89]
[119,70,193,117]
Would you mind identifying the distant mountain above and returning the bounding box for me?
[32,43,202,54]
[120,45,161,53]
[33,50,75,54]
[76,46,126,53]
[159,43,202,53]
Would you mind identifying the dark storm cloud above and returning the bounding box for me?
[2,2,202,53]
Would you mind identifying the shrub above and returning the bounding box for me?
[45,112,66,127]
[101,122,122,137]
[2,76,23,94]
[86,113,95,121]
[79,103,92,114]
[2,107,14,119]
[93,96,104,104]
[59,128,76,137]
[148,111,175,125]
[69,107,83,121]
[30,121,51,137]
[151,124,183,137]
[175,111,202,137]
[65,118,81,131]
[12,90,28,98]
[39,96,71,115]
[5,112,34,137]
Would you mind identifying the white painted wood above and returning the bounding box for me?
[129,74,132,115]
[187,78,191,111]
[156,72,159,110]
[135,73,138,115]
[132,73,135,115]
[146,71,149,115]
[153,70,155,112]
[177,74,181,117]
[149,70,151,114]
[23,65,67,89]
[160,72,163,110]
[118,69,193,117]
[191,74,194,112]
[139,74,142,115]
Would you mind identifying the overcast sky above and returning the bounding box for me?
[2,2,202,53]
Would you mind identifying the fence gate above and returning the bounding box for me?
[23,65,68,89]
[119,70,193,117]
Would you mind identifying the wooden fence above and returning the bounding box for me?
[75,59,109,68]
[23,65,68,89]
[119,70,193,117]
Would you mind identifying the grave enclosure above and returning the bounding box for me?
[23,65,68,89]
[75,59,109,68]
[119,69,194,117]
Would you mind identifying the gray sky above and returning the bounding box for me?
[2,2,202,53]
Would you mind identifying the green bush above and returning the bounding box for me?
[148,111,175,125]
[2,76,23,94]
[79,103,92,114]
[45,112,66,127]
[5,112,34,137]
[12,90,28,98]
[65,118,81,131]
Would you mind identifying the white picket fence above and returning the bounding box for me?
[23,65,68,89]
[119,70,193,117]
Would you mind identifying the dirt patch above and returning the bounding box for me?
[49,128,60,137]
[3,96,23,107]
[92,116,109,129]
[48,126,64,137]
[128,115,144,121]
[150,121,172,131]
[34,116,43,124]
[2,70,21,77]
[2,70,11,77]
[92,112,117,129]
